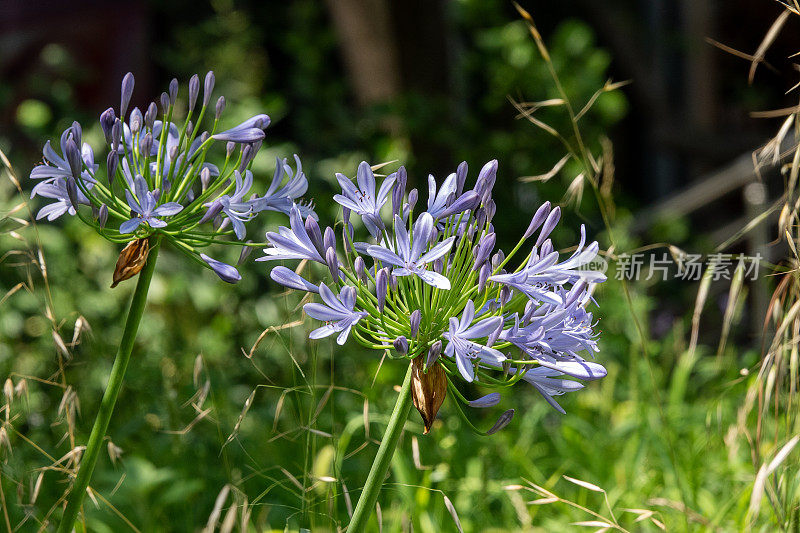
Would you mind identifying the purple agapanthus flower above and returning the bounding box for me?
[204,170,260,240]
[303,283,368,345]
[425,160,496,224]
[30,126,98,183]
[270,266,320,293]
[30,126,98,220]
[120,176,183,233]
[212,114,270,143]
[258,157,607,431]
[519,367,587,414]
[490,225,605,304]
[257,204,325,263]
[366,213,454,289]
[200,254,241,283]
[135,121,219,187]
[30,178,90,220]
[442,299,506,382]
[29,71,313,287]
[253,155,313,217]
[334,161,396,237]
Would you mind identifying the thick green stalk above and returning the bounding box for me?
[57,236,161,533]
[348,363,414,532]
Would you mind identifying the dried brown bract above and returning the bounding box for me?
[411,356,446,434]
[111,238,150,288]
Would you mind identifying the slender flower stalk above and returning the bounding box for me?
[56,236,161,533]
[348,363,414,533]
[29,72,312,531]
[260,159,607,528]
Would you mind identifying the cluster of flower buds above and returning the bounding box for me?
[30,72,310,286]
[261,160,607,434]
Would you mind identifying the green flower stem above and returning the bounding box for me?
[348,363,414,532]
[57,236,162,533]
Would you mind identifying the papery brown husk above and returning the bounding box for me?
[111,238,150,288]
[411,355,447,434]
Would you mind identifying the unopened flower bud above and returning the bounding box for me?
[444,191,456,208]
[439,191,480,218]
[100,108,116,144]
[473,232,496,270]
[120,72,135,118]
[145,102,157,131]
[168,78,178,104]
[215,96,226,120]
[70,121,82,147]
[487,409,514,435]
[487,320,503,347]
[392,166,407,218]
[188,73,200,112]
[201,253,241,284]
[65,177,79,208]
[169,145,179,162]
[485,199,496,221]
[478,263,491,292]
[323,226,336,253]
[107,150,118,185]
[140,132,153,157]
[477,159,498,190]
[304,216,323,254]
[407,188,418,211]
[112,119,122,150]
[469,393,500,408]
[203,71,215,107]
[536,206,561,247]
[499,286,511,307]
[65,139,82,179]
[199,200,223,225]
[393,336,409,355]
[326,247,339,280]
[97,204,108,227]
[426,340,442,367]
[389,274,398,291]
[523,201,552,239]
[200,167,212,191]
[456,161,468,195]
[409,309,421,338]
[523,300,535,323]
[376,268,388,312]
[240,145,254,171]
[354,256,366,282]
[238,241,254,265]
[226,142,236,158]
[434,258,444,274]
[475,207,486,229]
[491,250,505,270]
[160,92,170,113]
[130,107,142,134]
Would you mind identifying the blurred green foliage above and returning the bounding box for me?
[0,1,786,532]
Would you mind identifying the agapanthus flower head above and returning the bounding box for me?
[262,159,607,434]
[29,72,311,285]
